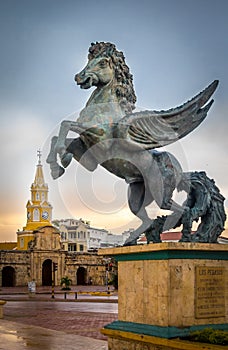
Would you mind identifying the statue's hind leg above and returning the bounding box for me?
[148,150,185,213]
[124,181,154,245]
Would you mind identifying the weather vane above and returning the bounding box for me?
[37,149,42,165]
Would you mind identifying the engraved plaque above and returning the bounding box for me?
[195,266,225,318]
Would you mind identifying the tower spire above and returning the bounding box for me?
[21,151,52,234]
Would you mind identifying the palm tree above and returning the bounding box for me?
[60,276,72,290]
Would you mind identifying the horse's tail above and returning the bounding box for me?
[178,171,226,242]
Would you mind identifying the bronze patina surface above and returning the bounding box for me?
[47,42,226,244]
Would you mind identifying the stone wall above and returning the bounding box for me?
[0,250,31,286]
[0,226,109,287]
[64,252,106,285]
[118,258,228,327]
[0,249,107,287]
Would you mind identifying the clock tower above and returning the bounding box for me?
[17,151,53,250]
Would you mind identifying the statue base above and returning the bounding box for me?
[99,243,228,350]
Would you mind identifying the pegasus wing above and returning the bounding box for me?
[116,80,218,149]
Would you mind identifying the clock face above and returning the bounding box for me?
[42,211,49,219]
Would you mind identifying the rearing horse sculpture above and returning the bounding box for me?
[47,42,219,244]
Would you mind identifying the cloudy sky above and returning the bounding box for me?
[0,0,227,241]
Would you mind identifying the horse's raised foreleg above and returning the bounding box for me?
[66,137,98,171]
[46,136,65,179]
[55,120,87,168]
[54,120,75,167]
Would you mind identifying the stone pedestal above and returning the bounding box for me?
[99,243,228,350]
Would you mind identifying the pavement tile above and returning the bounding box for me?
[0,285,117,348]
[0,320,108,350]
[4,300,118,341]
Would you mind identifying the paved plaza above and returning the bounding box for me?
[0,320,108,350]
[0,286,118,349]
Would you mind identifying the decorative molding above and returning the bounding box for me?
[105,320,228,338]
[113,249,228,261]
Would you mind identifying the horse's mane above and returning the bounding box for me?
[88,42,136,114]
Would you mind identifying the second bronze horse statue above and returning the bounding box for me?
[47,42,222,244]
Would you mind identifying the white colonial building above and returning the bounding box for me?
[54,219,126,252]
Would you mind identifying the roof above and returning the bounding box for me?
[161,231,182,241]
[0,242,17,250]
[137,231,195,243]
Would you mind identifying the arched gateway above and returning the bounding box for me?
[77,266,87,285]
[2,266,16,287]
[42,259,52,286]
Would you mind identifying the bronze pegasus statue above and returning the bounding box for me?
[47,42,226,244]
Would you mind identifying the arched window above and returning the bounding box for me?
[20,237,24,248]
[33,208,40,221]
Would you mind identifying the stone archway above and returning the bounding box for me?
[2,266,16,287]
[76,266,87,285]
[42,259,52,286]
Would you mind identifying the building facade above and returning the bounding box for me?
[0,225,107,287]
[57,219,89,252]
[0,153,109,287]
[56,219,125,252]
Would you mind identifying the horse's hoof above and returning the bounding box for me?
[61,152,73,168]
[123,238,137,246]
[46,154,54,164]
[50,164,65,179]
[51,167,65,179]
